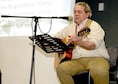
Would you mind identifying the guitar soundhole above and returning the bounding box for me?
[60,48,73,63]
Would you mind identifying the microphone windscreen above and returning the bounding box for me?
[68,16,73,21]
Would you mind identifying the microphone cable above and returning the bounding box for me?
[37,18,52,34]
[31,18,52,36]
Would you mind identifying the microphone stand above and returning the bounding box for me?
[1,15,39,84]
[30,17,38,84]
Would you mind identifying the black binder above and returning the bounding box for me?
[29,34,69,53]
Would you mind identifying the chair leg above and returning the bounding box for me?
[88,71,90,84]
[116,60,118,84]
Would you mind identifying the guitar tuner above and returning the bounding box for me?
[86,28,91,32]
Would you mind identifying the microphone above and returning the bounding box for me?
[1,15,73,21]
[51,16,73,21]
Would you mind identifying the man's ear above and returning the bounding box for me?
[86,12,90,18]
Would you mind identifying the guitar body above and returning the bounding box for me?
[54,36,74,68]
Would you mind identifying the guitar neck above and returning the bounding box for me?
[66,28,91,46]
[66,39,72,46]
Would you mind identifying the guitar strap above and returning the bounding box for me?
[85,19,93,28]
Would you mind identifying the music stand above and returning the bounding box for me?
[29,34,69,53]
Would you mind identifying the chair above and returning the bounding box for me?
[107,47,118,84]
[73,47,118,84]
[73,70,93,84]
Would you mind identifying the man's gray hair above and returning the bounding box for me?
[74,2,92,18]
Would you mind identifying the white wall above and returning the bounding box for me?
[0,0,75,36]
[0,36,60,84]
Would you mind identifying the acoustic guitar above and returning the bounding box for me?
[54,27,91,68]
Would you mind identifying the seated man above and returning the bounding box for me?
[54,2,110,84]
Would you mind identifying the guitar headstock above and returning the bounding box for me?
[78,27,91,38]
